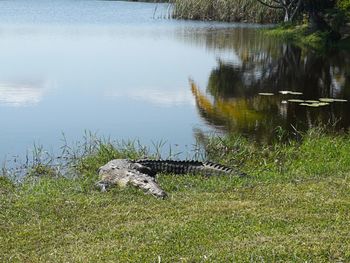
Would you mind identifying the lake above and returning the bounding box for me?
[0,0,349,163]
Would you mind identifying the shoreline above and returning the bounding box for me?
[1,129,350,261]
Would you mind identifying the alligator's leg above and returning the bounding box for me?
[95,180,111,192]
[132,163,157,177]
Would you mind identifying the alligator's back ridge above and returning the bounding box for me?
[133,159,246,177]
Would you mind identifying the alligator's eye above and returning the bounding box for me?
[143,180,148,183]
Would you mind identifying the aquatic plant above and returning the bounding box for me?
[172,0,283,23]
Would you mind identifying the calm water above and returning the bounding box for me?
[0,1,349,162]
[189,31,350,142]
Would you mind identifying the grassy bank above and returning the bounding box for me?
[265,23,350,51]
[264,1,350,51]
[1,130,350,261]
[264,24,331,51]
[172,0,282,23]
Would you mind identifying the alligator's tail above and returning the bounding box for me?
[134,159,247,177]
[203,161,247,177]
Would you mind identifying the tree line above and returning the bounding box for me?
[257,0,349,36]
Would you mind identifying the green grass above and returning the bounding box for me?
[1,130,350,262]
[264,24,332,51]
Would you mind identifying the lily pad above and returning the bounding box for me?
[318,102,330,106]
[300,102,329,107]
[279,90,291,95]
[281,100,288,104]
[319,98,335,102]
[258,92,274,96]
[333,99,348,102]
[288,99,304,103]
[278,91,303,95]
[305,100,319,103]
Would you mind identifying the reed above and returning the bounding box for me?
[172,0,283,23]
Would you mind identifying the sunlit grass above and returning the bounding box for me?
[264,24,333,51]
[1,129,350,262]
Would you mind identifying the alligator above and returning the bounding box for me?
[96,159,246,198]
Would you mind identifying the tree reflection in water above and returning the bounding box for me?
[187,29,350,141]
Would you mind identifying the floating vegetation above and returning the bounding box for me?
[300,102,329,107]
[300,103,318,107]
[278,91,303,95]
[319,98,335,102]
[258,92,274,96]
[319,98,348,103]
[318,102,330,106]
[288,99,304,103]
[305,100,319,103]
[279,91,291,95]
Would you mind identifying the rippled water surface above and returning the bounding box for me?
[0,0,349,161]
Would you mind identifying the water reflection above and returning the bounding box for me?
[187,29,350,141]
[108,88,194,107]
[0,0,349,161]
[0,81,46,107]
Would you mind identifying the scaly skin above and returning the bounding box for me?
[96,159,247,198]
[133,159,247,177]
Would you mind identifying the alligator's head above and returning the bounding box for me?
[128,172,167,199]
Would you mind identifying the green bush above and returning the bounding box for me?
[337,0,350,11]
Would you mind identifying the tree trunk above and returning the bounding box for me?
[284,8,290,22]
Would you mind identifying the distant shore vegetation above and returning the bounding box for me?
[172,0,282,23]
[170,0,350,48]
[125,0,350,48]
